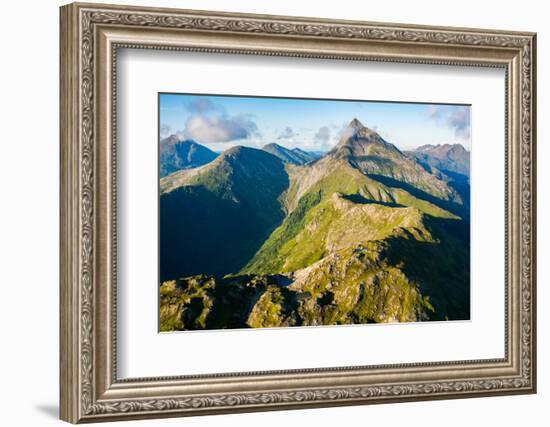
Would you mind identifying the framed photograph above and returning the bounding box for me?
[60,2,537,423]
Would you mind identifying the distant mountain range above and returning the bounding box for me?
[405,143,470,210]
[159,136,323,177]
[159,119,470,331]
[262,143,321,165]
[160,135,218,177]
[405,143,470,177]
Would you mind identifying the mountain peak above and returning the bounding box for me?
[263,142,283,151]
[342,118,378,141]
[224,145,246,155]
[162,134,181,145]
[330,118,384,155]
[348,118,364,129]
[221,145,283,164]
[159,136,218,177]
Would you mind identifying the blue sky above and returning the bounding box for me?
[159,93,471,152]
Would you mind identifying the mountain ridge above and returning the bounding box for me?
[405,143,470,177]
[159,118,470,330]
[327,119,461,203]
[160,145,289,281]
[262,142,320,165]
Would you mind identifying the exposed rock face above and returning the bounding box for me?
[160,252,433,331]
[159,118,470,331]
[329,119,462,203]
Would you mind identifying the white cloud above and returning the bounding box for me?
[277,126,297,140]
[185,98,219,114]
[183,114,259,144]
[313,126,331,149]
[428,105,471,139]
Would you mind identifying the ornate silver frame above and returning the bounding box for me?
[60,2,537,423]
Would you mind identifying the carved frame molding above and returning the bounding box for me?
[60,2,536,423]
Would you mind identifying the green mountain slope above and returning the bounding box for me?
[242,191,434,274]
[329,119,462,203]
[159,146,289,281]
[242,119,463,276]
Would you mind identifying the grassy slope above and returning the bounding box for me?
[159,147,289,281]
[242,162,455,275]
[159,144,470,330]
[237,159,469,325]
